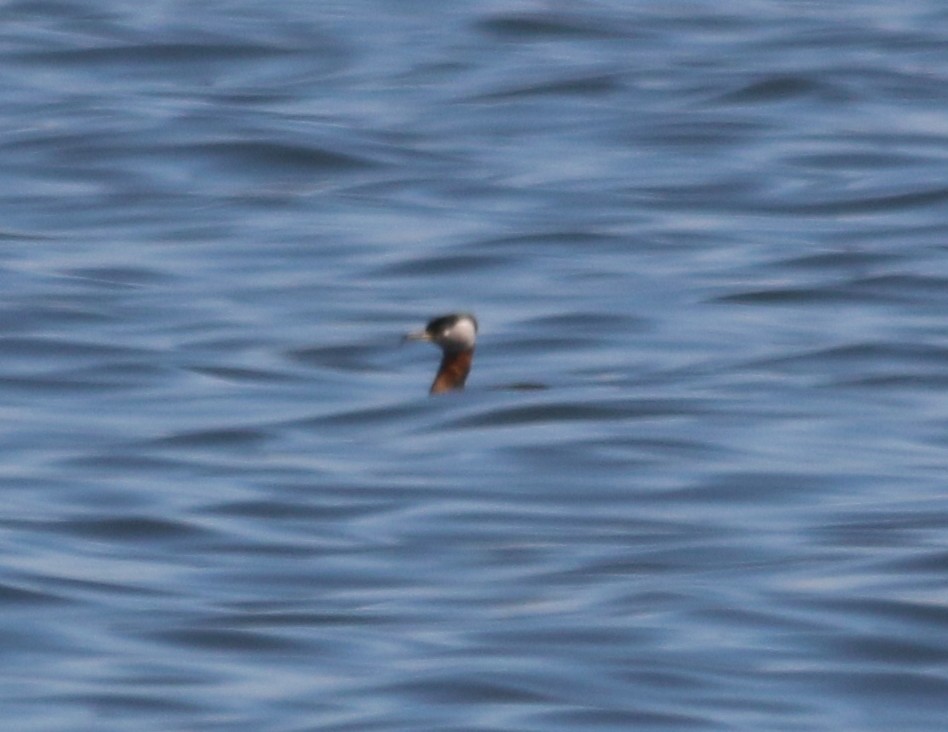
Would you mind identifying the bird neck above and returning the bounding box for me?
[430,348,474,394]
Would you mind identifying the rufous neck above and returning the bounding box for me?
[430,348,474,394]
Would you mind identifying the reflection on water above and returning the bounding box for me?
[2,1,947,730]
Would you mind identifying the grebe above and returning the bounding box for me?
[404,313,478,394]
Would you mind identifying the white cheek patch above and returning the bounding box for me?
[446,318,477,349]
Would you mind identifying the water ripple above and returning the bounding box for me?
[2,1,947,731]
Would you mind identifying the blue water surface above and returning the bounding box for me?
[2,1,947,730]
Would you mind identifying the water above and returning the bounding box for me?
[2,1,947,730]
